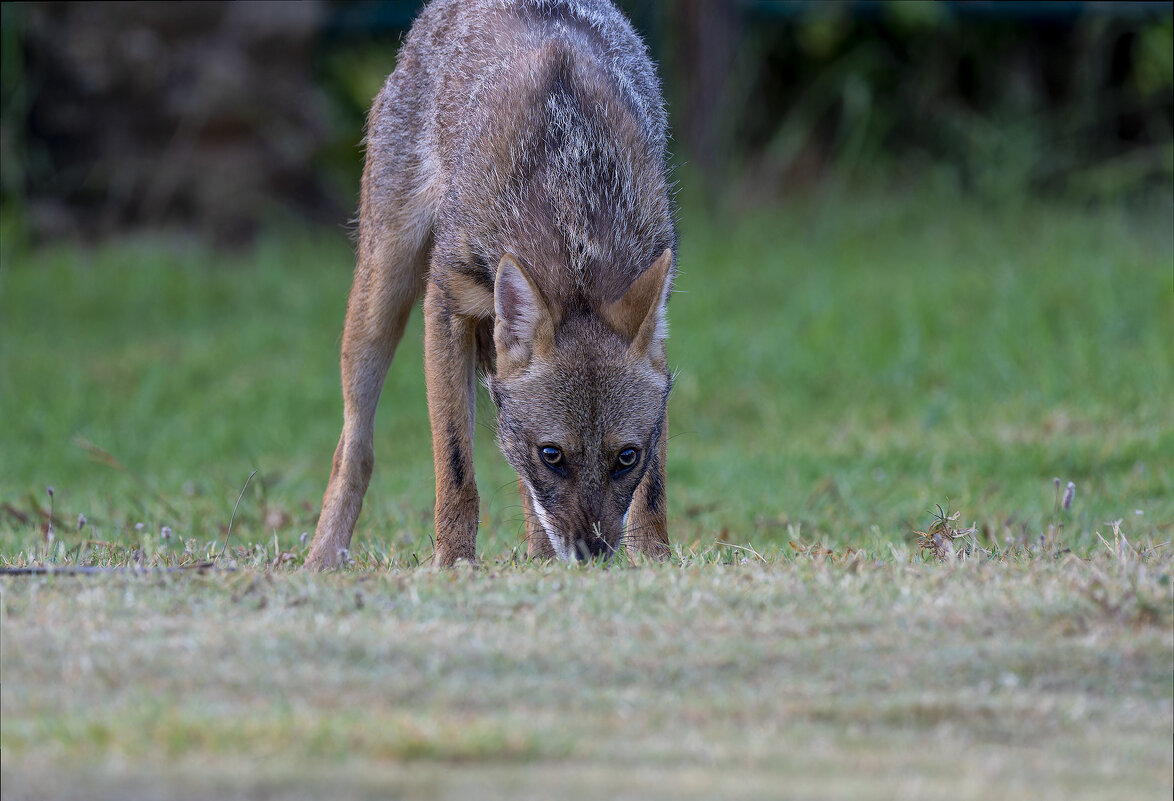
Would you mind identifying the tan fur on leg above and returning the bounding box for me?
[306,233,430,570]
[625,416,670,561]
[518,477,555,559]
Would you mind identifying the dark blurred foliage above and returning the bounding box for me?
[662,1,1173,206]
[1,1,337,245]
[1,1,1170,246]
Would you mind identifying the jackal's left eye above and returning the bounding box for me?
[615,448,639,473]
[540,446,564,468]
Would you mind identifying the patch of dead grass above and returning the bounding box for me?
[2,542,1171,800]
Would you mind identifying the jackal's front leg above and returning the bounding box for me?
[520,477,555,560]
[424,285,480,566]
[625,416,670,561]
[306,238,423,570]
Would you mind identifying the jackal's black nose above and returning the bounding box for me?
[572,536,610,560]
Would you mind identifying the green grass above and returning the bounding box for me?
[1,187,1171,563]
[2,185,1172,797]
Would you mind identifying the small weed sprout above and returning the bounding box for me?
[218,469,258,562]
[45,486,55,543]
[915,503,982,562]
[1048,478,1076,550]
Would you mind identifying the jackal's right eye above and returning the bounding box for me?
[539,446,564,468]
[616,448,639,470]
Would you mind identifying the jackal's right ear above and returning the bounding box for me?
[494,254,556,371]
[602,248,673,357]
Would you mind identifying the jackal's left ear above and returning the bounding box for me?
[494,254,556,371]
[602,248,673,355]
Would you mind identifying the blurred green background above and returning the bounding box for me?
[1,1,1171,564]
[2,1,1171,242]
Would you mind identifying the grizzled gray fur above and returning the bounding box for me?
[306,0,677,568]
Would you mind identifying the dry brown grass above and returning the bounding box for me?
[2,538,1170,801]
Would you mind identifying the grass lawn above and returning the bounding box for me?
[2,551,1171,800]
[1,185,1172,798]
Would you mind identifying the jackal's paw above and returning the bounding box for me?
[433,545,477,568]
[303,540,352,571]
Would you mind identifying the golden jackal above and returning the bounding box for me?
[305,0,675,568]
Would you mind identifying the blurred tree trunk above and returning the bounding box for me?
[667,0,741,194]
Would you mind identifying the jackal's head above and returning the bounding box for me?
[486,249,673,561]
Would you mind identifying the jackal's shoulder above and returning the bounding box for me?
[371,0,674,315]
[403,0,666,145]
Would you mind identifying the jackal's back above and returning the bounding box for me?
[368,0,675,310]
